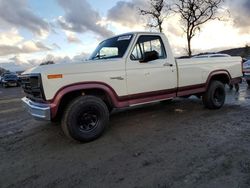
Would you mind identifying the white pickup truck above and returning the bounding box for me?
[21,32,242,142]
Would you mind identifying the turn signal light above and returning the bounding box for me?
[47,74,63,79]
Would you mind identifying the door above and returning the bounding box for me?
[126,35,177,96]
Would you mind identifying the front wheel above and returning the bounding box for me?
[247,80,250,86]
[62,95,109,142]
[202,81,226,109]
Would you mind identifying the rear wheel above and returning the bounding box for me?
[235,84,239,92]
[62,95,109,142]
[160,99,173,104]
[247,80,250,86]
[202,81,225,109]
[229,84,233,90]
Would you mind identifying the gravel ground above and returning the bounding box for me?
[0,83,250,188]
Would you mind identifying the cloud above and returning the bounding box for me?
[0,29,53,56]
[107,1,144,27]
[0,55,32,71]
[72,52,90,62]
[0,54,71,72]
[38,54,72,64]
[0,41,52,56]
[0,62,27,72]
[65,31,81,43]
[57,0,113,38]
[0,29,23,45]
[0,0,49,36]
[225,0,250,31]
[29,52,89,67]
[40,52,89,64]
[52,43,61,50]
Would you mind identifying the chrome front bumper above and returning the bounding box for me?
[22,97,51,121]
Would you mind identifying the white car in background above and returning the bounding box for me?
[193,53,231,58]
[243,60,250,85]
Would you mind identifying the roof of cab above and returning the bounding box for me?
[105,31,163,40]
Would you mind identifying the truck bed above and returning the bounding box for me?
[176,57,242,88]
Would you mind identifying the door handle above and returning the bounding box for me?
[163,63,173,67]
[110,76,124,80]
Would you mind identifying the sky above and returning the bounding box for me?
[0,0,250,71]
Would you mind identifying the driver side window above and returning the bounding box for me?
[131,35,166,61]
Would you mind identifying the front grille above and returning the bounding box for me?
[21,74,45,101]
[7,81,16,83]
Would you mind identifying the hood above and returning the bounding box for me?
[22,58,123,76]
[23,61,91,75]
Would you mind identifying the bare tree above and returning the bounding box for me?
[140,0,169,33]
[40,61,54,66]
[173,0,224,56]
[241,44,250,58]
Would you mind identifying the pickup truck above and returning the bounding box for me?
[21,32,242,142]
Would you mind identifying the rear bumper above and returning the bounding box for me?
[22,97,51,121]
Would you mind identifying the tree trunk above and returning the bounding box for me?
[157,17,163,33]
[187,37,192,57]
[159,24,162,32]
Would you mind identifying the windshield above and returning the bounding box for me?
[89,34,133,60]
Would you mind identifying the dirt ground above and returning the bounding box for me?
[0,83,250,188]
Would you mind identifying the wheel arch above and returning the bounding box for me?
[49,82,120,120]
[206,70,231,89]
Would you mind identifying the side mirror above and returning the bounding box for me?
[140,50,159,63]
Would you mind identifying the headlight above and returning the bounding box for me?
[2,80,7,83]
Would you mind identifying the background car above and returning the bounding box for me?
[243,60,250,85]
[192,53,231,58]
[1,74,20,88]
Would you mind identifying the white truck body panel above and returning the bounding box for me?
[177,57,242,87]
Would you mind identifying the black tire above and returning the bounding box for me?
[202,81,225,109]
[62,95,109,142]
[235,84,239,92]
[181,95,191,98]
[160,99,173,104]
[229,84,233,90]
[247,80,250,86]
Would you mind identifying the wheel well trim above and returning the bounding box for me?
[205,69,232,89]
[49,82,127,119]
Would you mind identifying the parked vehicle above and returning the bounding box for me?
[20,32,243,142]
[192,53,231,58]
[1,74,20,88]
[243,60,250,85]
